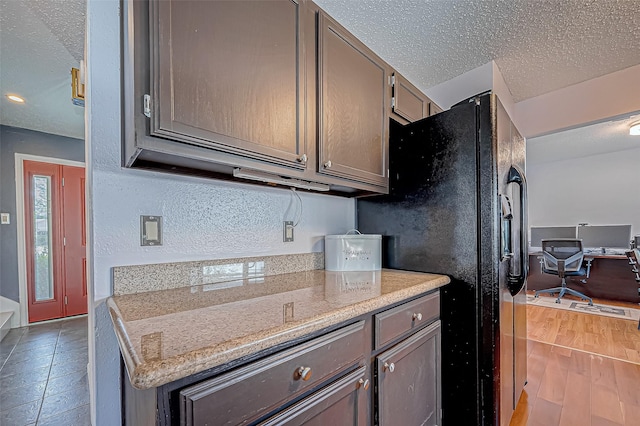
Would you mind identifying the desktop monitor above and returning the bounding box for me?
[577,225,632,249]
[530,226,576,248]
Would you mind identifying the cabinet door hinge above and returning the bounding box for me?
[391,97,396,109]
[390,75,396,87]
[62,177,65,187]
[63,237,66,246]
[143,94,151,118]
[64,295,68,305]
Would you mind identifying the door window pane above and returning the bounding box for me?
[33,175,54,301]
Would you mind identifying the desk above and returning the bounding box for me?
[527,253,639,303]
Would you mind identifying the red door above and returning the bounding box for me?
[24,160,87,322]
[62,166,88,316]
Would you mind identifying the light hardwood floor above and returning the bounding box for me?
[511,296,640,425]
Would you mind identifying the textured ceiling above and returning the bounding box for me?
[314,0,640,102]
[0,0,85,140]
[1,0,639,140]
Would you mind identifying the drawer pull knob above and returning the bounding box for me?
[297,154,308,163]
[358,378,370,390]
[324,160,332,169]
[383,362,395,373]
[296,366,313,381]
[412,312,423,321]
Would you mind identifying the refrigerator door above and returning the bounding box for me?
[358,101,483,425]
[496,99,528,426]
[511,123,528,416]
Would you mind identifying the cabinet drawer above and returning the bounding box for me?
[375,292,439,349]
[180,321,365,426]
[259,366,368,426]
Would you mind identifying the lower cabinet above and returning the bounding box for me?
[135,291,441,426]
[376,321,441,426]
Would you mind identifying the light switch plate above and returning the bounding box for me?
[141,215,162,246]
[0,213,9,225]
[283,221,294,242]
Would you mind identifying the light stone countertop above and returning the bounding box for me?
[107,268,450,390]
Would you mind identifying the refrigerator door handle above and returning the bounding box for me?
[500,194,513,260]
[506,165,528,294]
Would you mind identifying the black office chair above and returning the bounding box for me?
[624,249,640,330]
[534,239,593,305]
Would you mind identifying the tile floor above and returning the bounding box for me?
[0,316,90,426]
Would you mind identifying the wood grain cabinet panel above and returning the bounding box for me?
[259,366,368,426]
[151,0,307,168]
[430,102,444,116]
[391,72,429,123]
[179,321,365,426]
[375,292,440,349]
[317,12,389,188]
[376,321,442,426]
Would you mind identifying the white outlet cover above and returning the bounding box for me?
[0,213,10,224]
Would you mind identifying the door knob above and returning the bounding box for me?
[358,378,370,390]
[324,160,332,169]
[295,366,312,381]
[412,312,423,321]
[297,154,307,163]
[383,362,395,373]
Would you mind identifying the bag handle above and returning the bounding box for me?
[345,229,362,235]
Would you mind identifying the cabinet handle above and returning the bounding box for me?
[324,160,332,169]
[297,154,307,163]
[295,366,313,381]
[358,378,370,390]
[412,312,423,321]
[383,362,395,373]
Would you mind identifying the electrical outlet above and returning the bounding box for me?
[283,221,294,242]
[0,213,9,224]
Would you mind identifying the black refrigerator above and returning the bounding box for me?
[358,93,528,426]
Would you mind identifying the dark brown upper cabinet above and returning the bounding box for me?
[150,0,307,169]
[123,0,421,194]
[390,72,444,123]
[430,102,444,116]
[317,12,389,189]
[391,72,429,123]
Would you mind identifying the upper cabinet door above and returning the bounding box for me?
[150,0,307,169]
[317,12,389,188]
[430,102,444,116]
[391,73,429,123]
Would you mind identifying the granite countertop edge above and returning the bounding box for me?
[108,272,450,390]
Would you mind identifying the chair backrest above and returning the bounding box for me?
[541,239,584,272]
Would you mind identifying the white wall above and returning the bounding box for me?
[424,61,518,124]
[527,120,640,238]
[424,61,493,110]
[86,1,355,424]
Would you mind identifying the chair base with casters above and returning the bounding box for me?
[534,277,593,306]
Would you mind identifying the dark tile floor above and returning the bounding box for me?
[0,316,90,426]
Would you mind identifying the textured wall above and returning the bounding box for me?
[86,1,355,424]
[92,169,356,300]
[0,125,84,302]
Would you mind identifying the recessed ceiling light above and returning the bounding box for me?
[630,123,640,136]
[6,94,25,103]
